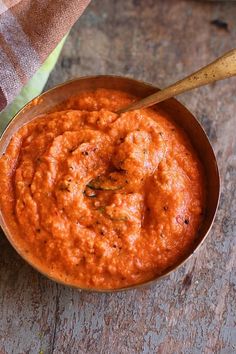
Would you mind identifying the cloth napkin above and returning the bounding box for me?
[0,0,90,113]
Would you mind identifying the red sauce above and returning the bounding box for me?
[0,89,205,289]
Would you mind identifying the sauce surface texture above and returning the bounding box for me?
[0,89,205,289]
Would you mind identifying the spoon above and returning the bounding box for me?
[117,48,236,114]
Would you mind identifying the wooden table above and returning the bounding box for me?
[1,1,236,353]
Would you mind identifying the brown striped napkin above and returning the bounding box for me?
[0,0,90,112]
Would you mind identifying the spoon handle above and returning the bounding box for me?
[118,48,236,113]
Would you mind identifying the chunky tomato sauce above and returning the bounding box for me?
[0,89,205,289]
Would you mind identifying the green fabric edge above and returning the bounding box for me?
[0,35,67,134]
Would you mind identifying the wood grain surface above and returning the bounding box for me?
[0,1,236,353]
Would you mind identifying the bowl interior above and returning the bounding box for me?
[0,75,220,291]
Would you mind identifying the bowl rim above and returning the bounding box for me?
[0,75,221,292]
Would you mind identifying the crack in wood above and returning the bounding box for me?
[50,284,59,354]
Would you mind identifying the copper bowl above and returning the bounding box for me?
[0,76,220,292]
